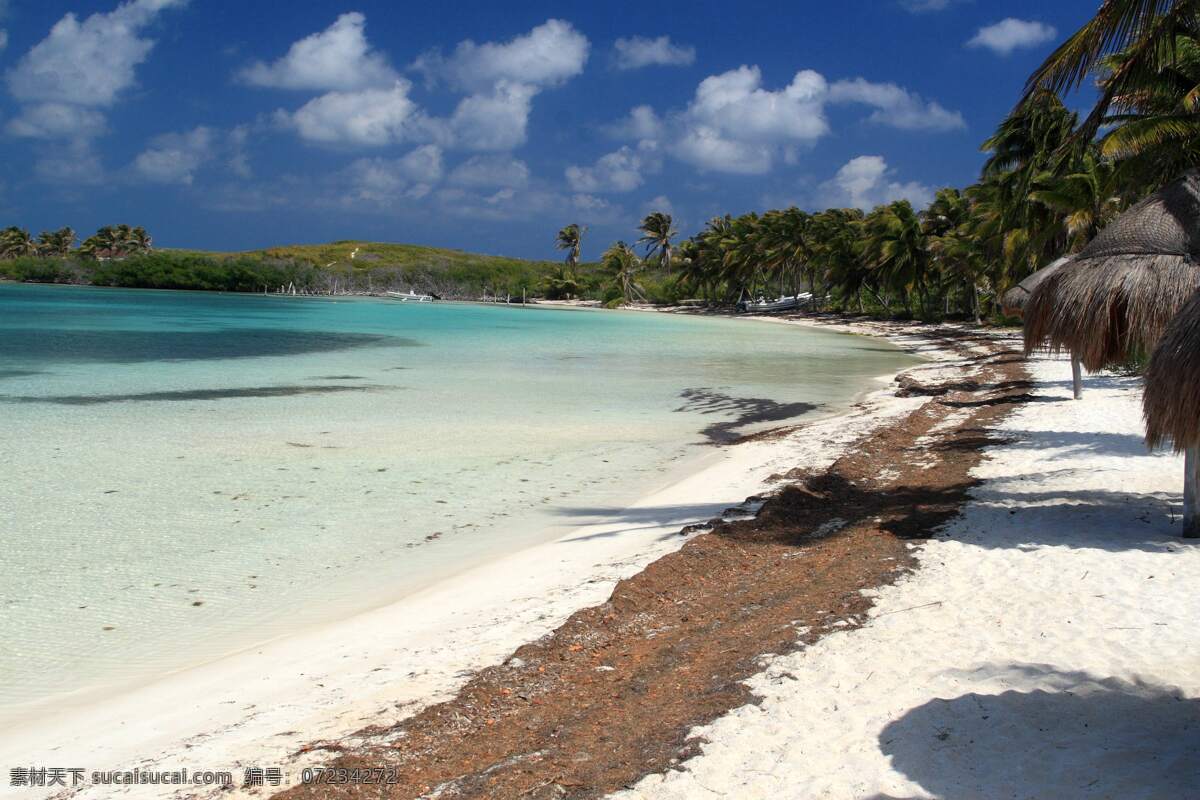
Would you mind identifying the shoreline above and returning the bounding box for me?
[0,314,948,800]
[274,319,1025,798]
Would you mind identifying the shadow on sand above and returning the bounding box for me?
[676,387,818,444]
[873,665,1200,800]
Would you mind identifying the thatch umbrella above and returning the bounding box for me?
[1143,289,1200,537]
[1003,257,1085,399]
[1001,256,1072,317]
[1024,171,1200,374]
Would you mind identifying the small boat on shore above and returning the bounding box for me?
[737,293,812,313]
[387,290,435,302]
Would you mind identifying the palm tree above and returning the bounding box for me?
[808,209,869,312]
[37,227,76,257]
[1028,148,1128,253]
[637,212,677,271]
[80,226,117,260]
[1023,0,1198,141]
[602,241,644,304]
[554,223,585,275]
[1099,22,1200,185]
[0,226,38,259]
[861,201,931,318]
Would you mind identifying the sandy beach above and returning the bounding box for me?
[614,345,1200,799]
[6,316,1196,800]
[0,318,942,799]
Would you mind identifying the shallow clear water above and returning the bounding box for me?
[0,283,918,716]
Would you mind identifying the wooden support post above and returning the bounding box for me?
[1071,354,1083,400]
[1185,447,1200,538]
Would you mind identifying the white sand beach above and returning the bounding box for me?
[614,350,1200,799]
[0,324,944,800]
[6,323,1196,800]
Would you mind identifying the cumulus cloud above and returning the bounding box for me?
[341,145,444,205]
[819,155,933,210]
[449,154,530,188]
[284,81,421,146]
[830,78,966,131]
[663,66,830,174]
[612,36,695,70]
[7,103,107,139]
[565,142,659,193]
[5,0,187,140]
[274,19,585,153]
[132,126,215,184]
[605,105,665,140]
[238,13,398,91]
[609,65,963,174]
[967,19,1057,55]
[447,81,536,150]
[414,19,589,93]
[0,30,7,52]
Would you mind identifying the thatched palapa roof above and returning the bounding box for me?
[1144,288,1200,451]
[1000,256,1072,318]
[1023,171,1200,371]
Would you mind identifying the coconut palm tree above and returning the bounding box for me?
[0,226,38,259]
[37,227,76,257]
[808,209,869,311]
[554,223,584,276]
[602,241,644,304]
[861,201,931,318]
[1028,148,1129,253]
[1024,0,1199,141]
[80,226,117,259]
[1099,22,1200,185]
[637,211,677,271]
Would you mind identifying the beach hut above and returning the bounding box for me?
[1023,171,1200,375]
[1143,289,1200,537]
[1002,257,1086,399]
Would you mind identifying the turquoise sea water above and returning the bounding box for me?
[0,283,919,717]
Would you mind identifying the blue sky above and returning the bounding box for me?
[0,0,1098,260]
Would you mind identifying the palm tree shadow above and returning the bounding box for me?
[878,664,1200,800]
[676,387,818,444]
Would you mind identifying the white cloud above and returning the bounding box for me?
[285,81,421,146]
[967,19,1057,55]
[132,126,215,184]
[415,19,589,93]
[276,20,584,153]
[643,194,674,216]
[819,155,933,210]
[606,105,664,140]
[341,145,444,205]
[228,124,251,177]
[565,142,659,193]
[612,36,695,70]
[0,30,8,52]
[7,103,107,138]
[610,65,963,174]
[830,78,966,131]
[669,66,829,174]
[3,0,183,187]
[6,0,186,107]
[448,81,536,150]
[449,154,529,188]
[238,13,398,91]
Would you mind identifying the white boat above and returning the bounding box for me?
[386,290,434,302]
[737,293,811,313]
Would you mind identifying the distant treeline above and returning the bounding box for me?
[0,250,592,299]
